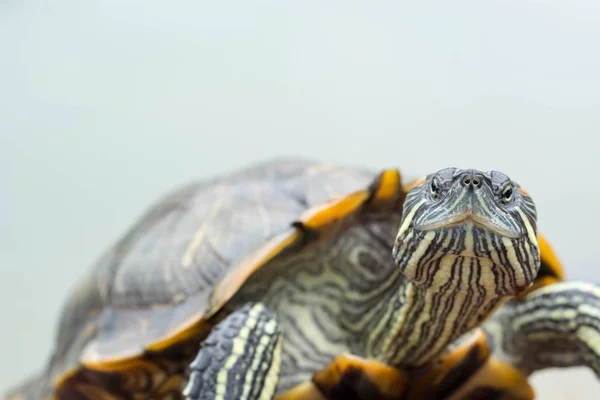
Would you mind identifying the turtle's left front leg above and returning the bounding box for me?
[483,281,600,378]
[183,302,282,400]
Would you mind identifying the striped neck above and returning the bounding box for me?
[368,254,507,368]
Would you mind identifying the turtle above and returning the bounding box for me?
[4,158,599,400]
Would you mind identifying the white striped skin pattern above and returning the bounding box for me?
[229,167,542,394]
[229,216,405,393]
[388,168,541,366]
[484,281,600,378]
[183,303,282,400]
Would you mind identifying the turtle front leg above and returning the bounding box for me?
[183,302,282,400]
[483,281,600,378]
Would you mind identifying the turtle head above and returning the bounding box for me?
[392,167,540,296]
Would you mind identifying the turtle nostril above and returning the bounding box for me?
[462,173,482,188]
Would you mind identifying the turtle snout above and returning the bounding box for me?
[460,171,483,189]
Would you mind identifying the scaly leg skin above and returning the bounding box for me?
[483,281,600,378]
[183,302,282,400]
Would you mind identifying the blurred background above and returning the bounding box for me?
[1,1,599,398]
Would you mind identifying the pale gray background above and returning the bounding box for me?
[1,1,599,398]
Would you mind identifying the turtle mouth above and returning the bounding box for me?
[415,211,521,238]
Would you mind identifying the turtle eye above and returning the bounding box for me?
[501,184,514,204]
[430,177,440,199]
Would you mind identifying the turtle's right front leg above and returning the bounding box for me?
[183,302,282,400]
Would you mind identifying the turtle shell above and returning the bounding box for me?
[45,158,396,394]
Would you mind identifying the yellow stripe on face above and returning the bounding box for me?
[395,199,426,241]
[517,209,538,248]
